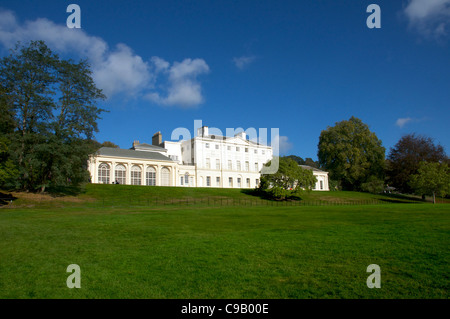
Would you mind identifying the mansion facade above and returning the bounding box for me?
[87,126,329,190]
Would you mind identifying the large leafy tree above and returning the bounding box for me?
[259,157,317,200]
[318,116,385,190]
[0,40,106,191]
[409,162,450,204]
[386,134,446,194]
[0,84,19,188]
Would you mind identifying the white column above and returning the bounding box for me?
[126,162,131,185]
[141,164,146,186]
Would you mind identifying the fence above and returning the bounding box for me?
[0,196,411,209]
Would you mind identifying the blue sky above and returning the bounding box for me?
[0,0,449,160]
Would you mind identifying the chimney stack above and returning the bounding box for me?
[132,140,140,148]
[197,126,209,137]
[152,131,162,146]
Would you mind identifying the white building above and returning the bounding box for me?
[87,126,329,190]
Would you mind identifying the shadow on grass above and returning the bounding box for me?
[240,189,302,201]
[0,191,17,206]
[46,185,87,197]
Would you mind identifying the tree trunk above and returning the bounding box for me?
[433,192,436,204]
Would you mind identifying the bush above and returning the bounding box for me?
[361,177,384,194]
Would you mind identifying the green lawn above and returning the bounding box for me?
[0,199,448,298]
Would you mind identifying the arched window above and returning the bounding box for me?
[185,173,189,185]
[146,166,156,186]
[161,167,170,186]
[98,163,110,184]
[115,164,126,185]
[131,165,142,185]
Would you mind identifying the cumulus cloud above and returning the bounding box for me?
[0,9,209,107]
[145,58,210,107]
[233,55,256,70]
[403,0,450,39]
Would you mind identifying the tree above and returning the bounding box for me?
[0,40,106,192]
[386,134,446,194]
[285,155,319,168]
[318,116,385,190]
[0,84,19,188]
[101,141,119,148]
[409,162,450,204]
[259,157,317,200]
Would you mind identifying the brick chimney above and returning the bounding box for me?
[132,140,140,148]
[152,131,162,146]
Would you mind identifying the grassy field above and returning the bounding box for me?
[0,184,448,299]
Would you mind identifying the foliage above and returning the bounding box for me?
[360,176,385,194]
[0,40,106,191]
[387,134,447,194]
[318,116,385,191]
[284,155,319,168]
[409,162,450,204]
[259,157,316,200]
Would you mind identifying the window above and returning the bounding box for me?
[161,167,170,186]
[227,146,231,151]
[216,177,220,186]
[320,180,323,190]
[216,159,220,169]
[236,147,240,152]
[215,144,219,150]
[206,143,210,148]
[237,161,241,171]
[245,161,249,171]
[98,163,110,184]
[245,148,248,153]
[206,176,211,186]
[146,167,156,186]
[131,166,142,185]
[254,149,258,154]
[229,177,233,187]
[254,163,259,171]
[115,164,126,184]
[180,176,184,186]
[228,160,232,170]
[206,158,210,169]
[185,173,189,185]
[246,178,250,188]
[237,178,241,188]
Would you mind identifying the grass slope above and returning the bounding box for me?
[2,183,430,209]
[0,203,448,299]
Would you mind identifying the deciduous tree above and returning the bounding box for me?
[318,116,385,190]
[386,134,446,194]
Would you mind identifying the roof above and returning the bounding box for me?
[299,165,328,173]
[194,134,270,147]
[96,147,174,162]
[132,143,167,151]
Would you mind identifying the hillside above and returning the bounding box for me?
[1,183,436,209]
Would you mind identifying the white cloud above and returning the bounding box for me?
[271,135,293,155]
[395,117,427,128]
[146,58,210,107]
[233,55,256,70]
[395,117,413,128]
[0,9,209,107]
[403,0,450,39]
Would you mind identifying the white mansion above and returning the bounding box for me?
[88,126,329,190]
